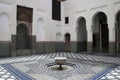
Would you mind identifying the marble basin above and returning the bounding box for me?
[55,57,67,64]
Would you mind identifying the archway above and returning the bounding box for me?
[115,10,120,53]
[16,23,30,49]
[92,12,109,52]
[77,17,87,52]
[65,33,71,52]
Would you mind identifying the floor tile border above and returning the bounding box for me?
[89,64,118,80]
[1,63,35,80]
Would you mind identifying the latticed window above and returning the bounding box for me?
[52,0,61,21]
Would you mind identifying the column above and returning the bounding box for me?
[87,26,93,53]
[108,17,116,55]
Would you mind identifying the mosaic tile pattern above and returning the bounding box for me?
[0,65,17,80]
[0,52,119,80]
[26,59,96,80]
[100,66,120,80]
[0,52,120,64]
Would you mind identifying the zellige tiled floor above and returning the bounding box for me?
[0,52,119,80]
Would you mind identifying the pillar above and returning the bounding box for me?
[87,26,93,53]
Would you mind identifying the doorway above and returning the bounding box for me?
[92,12,109,52]
[16,23,29,49]
[115,11,120,53]
[65,33,71,52]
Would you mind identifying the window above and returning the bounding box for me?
[65,17,69,24]
[52,0,61,21]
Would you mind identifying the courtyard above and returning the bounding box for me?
[0,0,120,80]
[0,52,120,80]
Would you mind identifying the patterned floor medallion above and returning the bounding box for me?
[9,59,114,80]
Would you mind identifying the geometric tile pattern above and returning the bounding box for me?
[0,66,17,80]
[0,52,120,65]
[2,64,33,80]
[0,52,119,80]
[100,66,120,80]
[26,59,96,80]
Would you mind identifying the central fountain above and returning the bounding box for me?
[54,57,67,70]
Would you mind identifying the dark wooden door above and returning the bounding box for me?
[17,24,28,49]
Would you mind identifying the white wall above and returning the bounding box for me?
[0,0,65,41]
[0,0,120,42]
[0,2,12,41]
[0,13,10,41]
[36,18,45,41]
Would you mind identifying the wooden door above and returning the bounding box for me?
[17,24,28,49]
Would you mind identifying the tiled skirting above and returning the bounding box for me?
[0,40,118,57]
[0,41,11,57]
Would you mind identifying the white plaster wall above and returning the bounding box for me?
[0,2,12,41]
[53,2,66,42]
[36,18,45,41]
[33,9,46,41]
[0,0,120,42]
[0,13,10,41]
[0,0,65,41]
[56,32,62,41]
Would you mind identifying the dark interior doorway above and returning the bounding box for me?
[65,33,71,52]
[116,11,120,53]
[101,24,109,52]
[93,12,109,53]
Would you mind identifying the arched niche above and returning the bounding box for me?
[0,12,10,41]
[77,17,87,52]
[36,18,45,41]
[56,32,62,41]
[56,32,63,52]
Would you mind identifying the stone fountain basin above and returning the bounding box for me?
[55,57,67,64]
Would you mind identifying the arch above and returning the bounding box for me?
[0,12,10,18]
[115,10,120,53]
[77,17,87,52]
[56,32,62,41]
[115,9,120,22]
[92,11,108,25]
[65,33,71,42]
[16,23,30,49]
[64,33,71,52]
[77,17,86,29]
[92,12,109,53]
[17,21,32,35]
[0,12,10,41]
[36,18,45,41]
